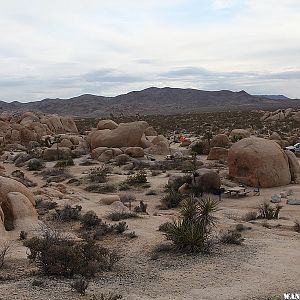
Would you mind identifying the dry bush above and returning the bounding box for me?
[54,158,74,168]
[55,205,82,222]
[242,211,257,221]
[85,183,116,193]
[71,277,89,295]
[258,202,282,220]
[23,226,119,277]
[161,188,184,209]
[125,170,147,186]
[220,229,244,245]
[107,211,137,221]
[88,165,110,183]
[294,220,300,233]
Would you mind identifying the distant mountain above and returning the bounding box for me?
[0,87,299,117]
[254,94,291,100]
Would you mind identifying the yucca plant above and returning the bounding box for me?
[165,196,219,253]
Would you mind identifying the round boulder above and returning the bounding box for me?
[97,119,118,130]
[211,134,230,148]
[228,137,291,187]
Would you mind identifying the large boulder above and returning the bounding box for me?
[193,168,221,192]
[60,116,78,133]
[285,150,300,184]
[0,176,37,233]
[228,137,291,187]
[97,119,118,130]
[90,121,148,149]
[211,134,230,148]
[207,147,228,161]
[230,129,250,141]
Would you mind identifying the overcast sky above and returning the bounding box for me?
[0,0,299,102]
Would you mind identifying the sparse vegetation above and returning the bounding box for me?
[0,242,11,269]
[220,229,244,245]
[161,188,184,209]
[294,220,300,233]
[71,277,89,295]
[258,202,282,220]
[54,158,74,168]
[88,165,110,183]
[125,170,148,186]
[107,211,138,221]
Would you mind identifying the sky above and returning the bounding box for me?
[0,0,299,102]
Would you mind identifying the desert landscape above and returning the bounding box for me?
[0,108,299,300]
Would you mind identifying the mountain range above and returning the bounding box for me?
[0,87,299,117]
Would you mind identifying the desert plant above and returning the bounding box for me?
[96,293,122,300]
[27,159,44,171]
[134,201,147,213]
[71,277,89,295]
[220,229,244,245]
[125,170,147,186]
[56,205,82,222]
[242,211,257,221]
[19,231,28,240]
[158,222,172,232]
[118,182,131,191]
[54,158,74,168]
[107,211,138,221]
[164,196,218,253]
[113,222,128,234]
[88,166,110,183]
[85,183,116,193]
[0,242,11,269]
[258,202,282,220]
[161,188,184,209]
[23,226,119,277]
[81,211,101,229]
[294,220,300,233]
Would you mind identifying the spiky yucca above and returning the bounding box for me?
[165,196,219,253]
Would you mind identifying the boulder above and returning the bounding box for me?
[144,126,157,136]
[207,147,228,161]
[269,132,281,140]
[193,168,221,192]
[90,121,148,149]
[230,129,250,141]
[125,147,145,158]
[92,147,108,159]
[100,195,121,205]
[98,149,115,162]
[287,199,300,205]
[228,137,291,187]
[146,141,169,155]
[59,138,73,148]
[97,119,118,130]
[211,134,230,148]
[0,176,37,232]
[60,116,78,133]
[285,150,300,184]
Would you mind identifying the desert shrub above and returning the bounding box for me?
[125,170,147,186]
[242,211,257,221]
[85,183,116,194]
[294,220,300,233]
[32,279,44,286]
[56,205,82,222]
[71,277,89,295]
[0,242,11,269]
[134,201,147,213]
[119,193,136,203]
[118,182,131,191]
[107,211,138,221]
[125,231,137,238]
[235,224,247,232]
[113,222,128,234]
[258,202,282,220]
[161,188,184,209]
[27,159,44,171]
[164,196,218,253]
[191,141,205,155]
[97,293,123,300]
[145,189,157,195]
[81,211,101,229]
[166,175,191,192]
[88,166,110,183]
[41,167,72,183]
[23,226,119,277]
[158,222,172,232]
[54,158,74,168]
[19,231,28,240]
[220,229,244,245]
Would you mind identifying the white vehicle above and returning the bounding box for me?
[285,143,300,153]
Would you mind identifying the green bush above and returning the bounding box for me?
[161,188,184,209]
[54,158,74,168]
[27,159,44,171]
[88,166,110,183]
[81,211,101,229]
[164,196,218,253]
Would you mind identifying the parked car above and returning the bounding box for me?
[285,143,300,153]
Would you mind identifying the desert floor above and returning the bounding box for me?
[0,154,299,300]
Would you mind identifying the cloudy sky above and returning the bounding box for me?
[0,0,300,102]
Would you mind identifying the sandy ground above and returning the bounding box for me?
[0,153,300,300]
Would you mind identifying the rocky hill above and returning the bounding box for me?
[0,87,299,117]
